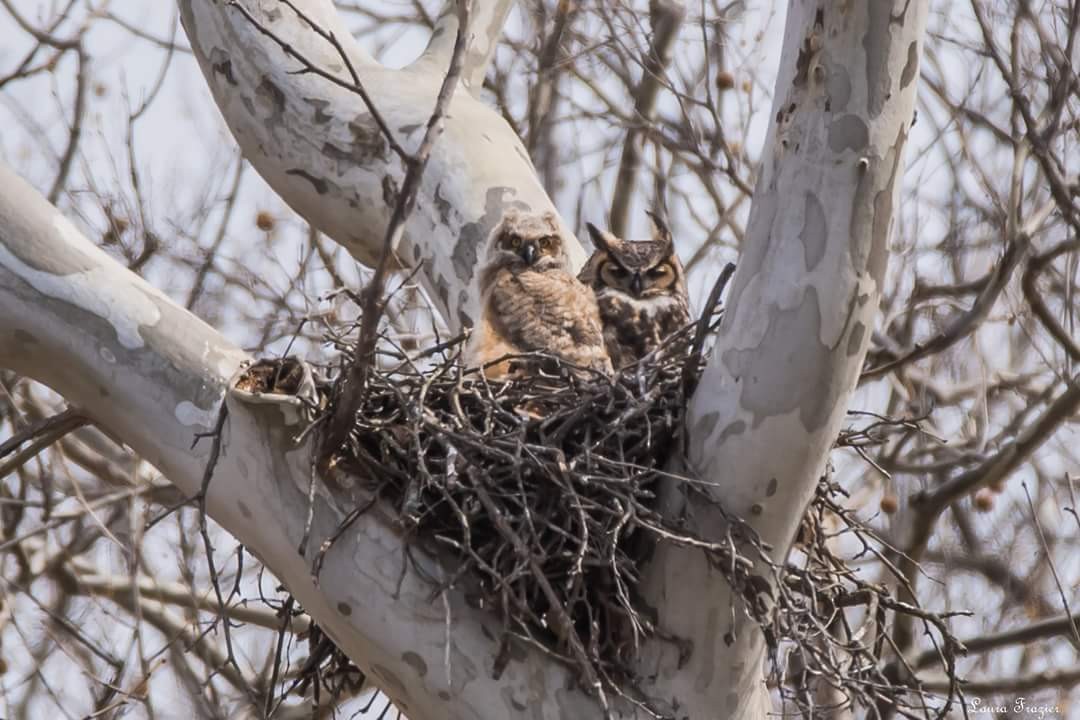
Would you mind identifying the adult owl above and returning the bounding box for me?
[466,210,613,379]
[579,212,691,370]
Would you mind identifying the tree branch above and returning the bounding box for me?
[0,162,612,719]
[608,0,687,237]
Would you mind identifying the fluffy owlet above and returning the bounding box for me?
[466,210,613,379]
[579,213,691,370]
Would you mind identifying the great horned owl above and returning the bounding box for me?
[579,213,691,370]
[466,210,613,379]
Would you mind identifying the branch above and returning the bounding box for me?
[893,376,1080,651]
[915,608,1080,671]
[0,163,614,719]
[324,0,473,461]
[0,407,88,478]
[640,3,930,717]
[920,664,1080,695]
[608,0,687,237]
[416,0,515,95]
[179,0,569,326]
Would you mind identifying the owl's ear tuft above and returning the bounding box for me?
[586,223,617,252]
[645,210,673,250]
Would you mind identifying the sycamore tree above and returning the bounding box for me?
[1,1,1078,719]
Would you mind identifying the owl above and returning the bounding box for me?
[579,213,691,370]
[466,210,613,380]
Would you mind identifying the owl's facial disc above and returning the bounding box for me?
[601,259,675,298]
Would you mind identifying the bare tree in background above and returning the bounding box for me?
[0,1,1077,719]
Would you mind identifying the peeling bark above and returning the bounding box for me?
[0,0,929,717]
[637,2,928,717]
[178,0,579,327]
[0,163,608,719]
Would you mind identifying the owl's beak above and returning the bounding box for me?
[631,273,643,296]
[520,240,538,266]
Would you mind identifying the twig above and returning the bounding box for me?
[321,0,473,465]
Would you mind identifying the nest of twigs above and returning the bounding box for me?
[333,322,736,703]
[285,270,964,718]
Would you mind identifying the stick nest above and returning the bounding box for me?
[336,322,720,694]
[283,289,964,718]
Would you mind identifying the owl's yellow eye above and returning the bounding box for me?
[509,235,521,248]
[538,237,550,250]
[648,264,671,278]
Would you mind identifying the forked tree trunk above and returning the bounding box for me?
[0,1,927,717]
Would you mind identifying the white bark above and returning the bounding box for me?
[0,0,929,718]
[0,164,604,719]
[637,1,929,717]
[177,0,578,329]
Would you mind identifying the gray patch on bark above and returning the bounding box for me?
[869,126,908,285]
[237,501,253,519]
[255,76,286,126]
[240,95,255,117]
[434,274,450,311]
[209,48,236,86]
[455,187,530,286]
[793,7,825,88]
[401,651,427,678]
[801,192,827,270]
[849,155,878,274]
[862,2,895,118]
[322,117,389,174]
[722,287,835,432]
[336,601,351,616]
[716,419,746,447]
[382,175,399,207]
[434,183,455,227]
[766,477,779,496]
[847,320,866,356]
[695,411,721,444]
[303,97,333,124]
[286,169,328,195]
[900,40,919,89]
[13,329,37,344]
[826,62,851,112]
[828,114,869,153]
